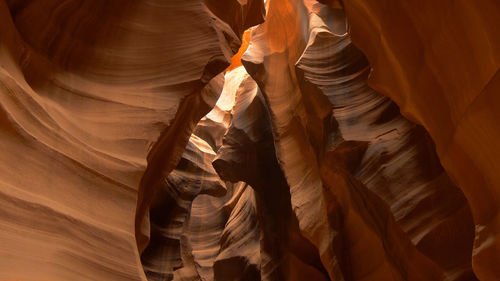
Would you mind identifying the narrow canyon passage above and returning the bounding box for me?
[0,0,499,281]
[137,4,477,280]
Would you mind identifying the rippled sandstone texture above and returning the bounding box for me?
[0,0,498,280]
[0,0,263,280]
[341,0,500,279]
[242,0,477,280]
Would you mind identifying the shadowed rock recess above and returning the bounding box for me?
[0,0,498,280]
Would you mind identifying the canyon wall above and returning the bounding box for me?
[0,0,498,280]
[341,0,500,279]
[0,0,263,280]
[241,0,476,280]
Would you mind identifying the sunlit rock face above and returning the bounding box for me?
[0,0,263,280]
[0,0,497,280]
[240,0,477,280]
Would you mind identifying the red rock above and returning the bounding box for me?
[0,0,496,280]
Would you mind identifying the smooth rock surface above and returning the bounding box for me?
[342,0,500,279]
[0,0,497,280]
[0,0,263,280]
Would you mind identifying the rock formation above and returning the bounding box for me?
[341,1,500,279]
[0,0,498,280]
[0,0,263,280]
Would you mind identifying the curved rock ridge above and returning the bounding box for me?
[294,9,476,280]
[0,0,496,280]
[141,133,226,280]
[141,64,332,281]
[213,66,330,281]
[340,0,500,279]
[0,0,264,279]
[139,67,241,281]
[242,0,476,280]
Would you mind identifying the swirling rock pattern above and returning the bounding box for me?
[141,133,226,280]
[0,0,497,280]
[214,66,329,281]
[0,0,263,280]
[242,0,477,280]
[341,0,500,279]
[294,7,476,279]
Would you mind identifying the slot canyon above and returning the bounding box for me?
[0,0,499,280]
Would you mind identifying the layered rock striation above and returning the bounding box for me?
[0,0,498,280]
[341,0,500,279]
[0,0,263,280]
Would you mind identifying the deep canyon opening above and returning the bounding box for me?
[135,2,477,280]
